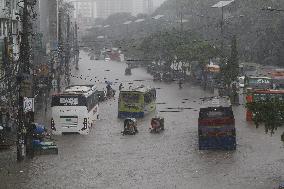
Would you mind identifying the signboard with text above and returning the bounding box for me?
[23,97,34,113]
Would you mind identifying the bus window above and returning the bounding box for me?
[122,93,140,103]
[151,89,156,100]
[144,92,152,104]
[199,107,233,119]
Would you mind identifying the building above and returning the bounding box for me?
[96,0,133,18]
[0,0,20,75]
[0,0,20,58]
[133,0,154,15]
[72,0,95,18]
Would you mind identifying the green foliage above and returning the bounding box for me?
[138,28,219,68]
[220,36,239,87]
[246,99,284,135]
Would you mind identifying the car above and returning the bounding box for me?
[105,57,110,61]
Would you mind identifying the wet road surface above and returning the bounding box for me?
[0,51,283,189]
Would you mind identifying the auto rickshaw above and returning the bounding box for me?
[150,117,164,133]
[125,68,131,75]
[122,118,138,135]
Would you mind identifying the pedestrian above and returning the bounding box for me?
[231,82,239,105]
[119,83,123,91]
[178,79,183,89]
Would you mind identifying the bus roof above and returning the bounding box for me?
[200,96,231,109]
[254,89,284,94]
[120,85,154,93]
[62,85,97,97]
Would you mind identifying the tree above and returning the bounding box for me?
[220,36,239,88]
[246,99,284,141]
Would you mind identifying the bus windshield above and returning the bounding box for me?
[121,93,140,103]
[199,107,233,119]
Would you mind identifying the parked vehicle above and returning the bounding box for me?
[32,123,58,155]
[244,76,273,93]
[269,69,284,89]
[118,85,156,118]
[198,96,236,150]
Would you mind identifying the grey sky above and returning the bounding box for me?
[154,0,166,7]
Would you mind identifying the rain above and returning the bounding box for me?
[0,0,284,189]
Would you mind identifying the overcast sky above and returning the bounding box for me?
[154,0,166,7]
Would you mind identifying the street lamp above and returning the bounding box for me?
[211,0,235,61]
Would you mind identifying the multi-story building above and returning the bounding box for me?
[0,0,20,76]
[133,0,154,15]
[72,0,95,18]
[96,0,154,18]
[96,0,133,18]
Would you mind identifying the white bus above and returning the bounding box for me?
[51,85,99,135]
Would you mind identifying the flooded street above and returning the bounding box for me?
[0,51,283,189]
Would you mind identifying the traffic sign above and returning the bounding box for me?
[23,97,34,113]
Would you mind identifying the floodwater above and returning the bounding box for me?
[0,51,283,189]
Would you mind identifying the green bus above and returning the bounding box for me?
[118,85,156,118]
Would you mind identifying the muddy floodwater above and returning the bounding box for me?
[0,51,283,189]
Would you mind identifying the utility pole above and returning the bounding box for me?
[220,6,224,61]
[75,22,79,69]
[57,7,63,93]
[65,15,70,86]
[17,0,36,161]
[212,0,234,63]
